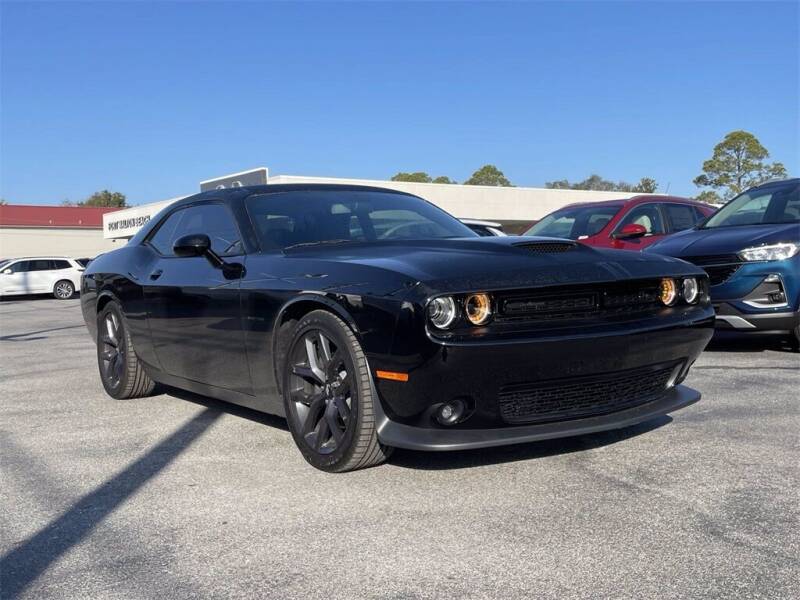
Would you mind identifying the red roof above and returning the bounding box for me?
[0,204,121,228]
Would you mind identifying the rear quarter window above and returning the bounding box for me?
[663,204,701,232]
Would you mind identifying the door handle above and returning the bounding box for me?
[149,269,163,281]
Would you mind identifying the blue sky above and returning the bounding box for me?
[1,1,797,205]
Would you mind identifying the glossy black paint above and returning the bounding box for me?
[82,184,714,450]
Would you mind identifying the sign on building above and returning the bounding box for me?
[199,167,268,192]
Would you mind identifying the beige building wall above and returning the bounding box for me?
[0,227,123,258]
[269,175,642,222]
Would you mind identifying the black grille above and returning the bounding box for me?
[496,280,661,323]
[498,361,680,424]
[514,241,577,253]
[683,255,742,285]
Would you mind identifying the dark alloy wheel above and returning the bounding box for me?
[97,301,156,399]
[53,280,75,299]
[283,310,392,472]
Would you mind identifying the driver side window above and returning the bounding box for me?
[617,205,665,236]
[147,203,242,257]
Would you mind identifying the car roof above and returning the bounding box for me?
[171,183,419,209]
[5,256,76,261]
[748,177,800,191]
[560,195,708,210]
[461,218,503,228]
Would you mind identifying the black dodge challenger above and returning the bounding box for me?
[81,184,714,472]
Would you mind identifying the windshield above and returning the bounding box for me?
[702,181,799,228]
[524,204,621,240]
[0,260,10,270]
[246,190,477,250]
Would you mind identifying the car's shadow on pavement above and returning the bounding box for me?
[388,416,672,470]
[704,330,797,353]
[164,386,290,432]
[0,293,79,302]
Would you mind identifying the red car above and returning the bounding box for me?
[524,195,716,250]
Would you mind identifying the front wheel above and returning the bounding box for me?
[53,280,75,299]
[283,310,393,472]
[97,301,156,399]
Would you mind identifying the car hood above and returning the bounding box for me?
[282,236,702,294]
[646,223,800,258]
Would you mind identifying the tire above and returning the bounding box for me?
[282,309,393,472]
[792,324,800,352]
[97,301,156,399]
[53,279,75,299]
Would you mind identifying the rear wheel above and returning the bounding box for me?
[53,280,75,299]
[283,310,393,472]
[97,301,156,399]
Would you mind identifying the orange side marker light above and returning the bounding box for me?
[375,370,409,382]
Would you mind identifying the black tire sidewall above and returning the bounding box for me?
[97,302,130,398]
[282,311,365,472]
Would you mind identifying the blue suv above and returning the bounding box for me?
[647,178,799,344]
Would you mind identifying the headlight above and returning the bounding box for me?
[682,277,700,304]
[465,293,492,325]
[738,242,799,262]
[427,296,457,329]
[660,278,678,306]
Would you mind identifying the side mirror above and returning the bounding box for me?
[172,233,229,269]
[2,268,12,275]
[173,233,211,258]
[613,223,648,240]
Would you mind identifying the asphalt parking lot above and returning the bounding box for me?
[1,297,798,599]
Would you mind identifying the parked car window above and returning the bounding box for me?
[247,191,476,250]
[29,259,53,271]
[662,203,699,232]
[7,261,29,273]
[524,205,621,239]
[693,206,710,222]
[616,205,665,235]
[703,182,799,228]
[51,260,71,270]
[148,203,243,257]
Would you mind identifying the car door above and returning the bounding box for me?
[611,204,667,249]
[26,259,55,292]
[0,260,29,294]
[142,201,252,394]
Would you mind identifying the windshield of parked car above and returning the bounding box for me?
[246,190,477,250]
[702,181,800,228]
[523,204,621,239]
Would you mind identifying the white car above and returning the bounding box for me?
[460,218,507,237]
[0,257,84,299]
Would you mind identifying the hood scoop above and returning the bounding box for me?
[512,241,578,253]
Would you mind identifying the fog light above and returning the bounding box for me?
[660,278,678,306]
[768,291,787,303]
[436,399,466,426]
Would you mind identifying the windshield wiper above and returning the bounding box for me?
[283,239,355,250]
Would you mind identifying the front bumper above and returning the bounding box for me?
[376,383,700,451]
[368,304,714,448]
[709,257,800,332]
[714,303,800,331]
